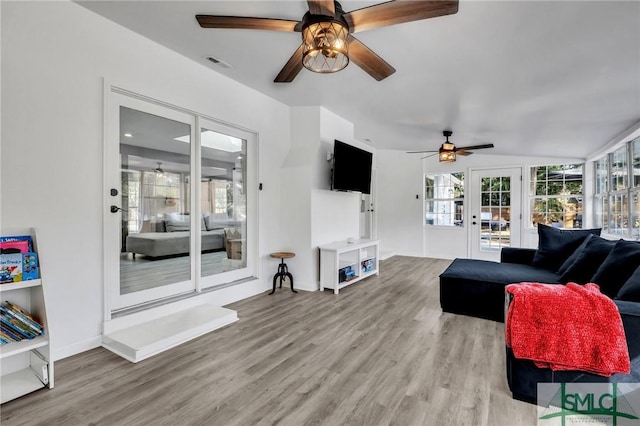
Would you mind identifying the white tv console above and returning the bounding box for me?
[319,239,379,294]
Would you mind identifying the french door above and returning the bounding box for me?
[105,88,256,313]
[469,168,522,261]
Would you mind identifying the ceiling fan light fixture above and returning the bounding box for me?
[439,144,456,163]
[301,15,349,74]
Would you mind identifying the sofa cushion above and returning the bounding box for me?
[558,235,617,284]
[531,224,601,271]
[440,258,562,322]
[591,240,640,298]
[165,213,206,232]
[205,216,241,231]
[617,266,640,302]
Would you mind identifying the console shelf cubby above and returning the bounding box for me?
[319,239,380,294]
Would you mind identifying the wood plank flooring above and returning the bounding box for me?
[0,256,536,425]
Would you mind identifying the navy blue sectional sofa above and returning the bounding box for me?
[439,224,640,404]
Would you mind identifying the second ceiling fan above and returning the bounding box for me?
[407,130,495,162]
[196,0,459,82]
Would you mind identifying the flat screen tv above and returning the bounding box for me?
[331,140,373,194]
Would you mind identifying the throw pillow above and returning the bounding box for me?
[558,235,617,284]
[531,224,601,271]
[557,234,592,274]
[591,240,640,298]
[617,265,640,302]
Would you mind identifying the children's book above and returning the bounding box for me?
[0,236,33,253]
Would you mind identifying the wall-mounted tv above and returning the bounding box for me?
[331,140,373,194]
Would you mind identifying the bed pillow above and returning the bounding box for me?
[616,266,640,302]
[531,224,601,271]
[558,235,617,284]
[591,240,640,298]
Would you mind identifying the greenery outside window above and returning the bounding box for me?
[425,172,464,226]
[530,164,583,228]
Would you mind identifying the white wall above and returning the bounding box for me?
[376,150,424,258]
[285,106,372,290]
[376,150,586,260]
[1,1,291,359]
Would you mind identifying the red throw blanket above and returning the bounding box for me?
[505,282,630,376]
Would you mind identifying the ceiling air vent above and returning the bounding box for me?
[204,55,232,69]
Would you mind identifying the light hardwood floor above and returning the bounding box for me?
[1,256,536,425]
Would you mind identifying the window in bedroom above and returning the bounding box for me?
[424,172,464,227]
[529,163,583,228]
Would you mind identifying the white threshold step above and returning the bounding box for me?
[102,304,237,363]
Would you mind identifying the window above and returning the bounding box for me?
[530,164,583,228]
[425,172,464,226]
[632,139,640,237]
[594,157,608,229]
[123,169,184,234]
[609,145,629,235]
[201,179,232,216]
[593,137,640,237]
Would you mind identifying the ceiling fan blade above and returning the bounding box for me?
[196,15,299,32]
[274,44,305,83]
[348,35,396,81]
[421,153,439,160]
[407,150,438,154]
[344,0,459,33]
[455,150,473,156]
[455,143,495,151]
[307,0,335,16]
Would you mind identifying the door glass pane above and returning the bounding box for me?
[480,176,511,252]
[200,127,247,277]
[119,106,191,294]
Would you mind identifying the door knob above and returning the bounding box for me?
[472,221,477,225]
[110,205,126,213]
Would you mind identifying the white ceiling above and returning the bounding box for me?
[77,0,640,159]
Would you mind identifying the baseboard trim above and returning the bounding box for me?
[53,336,102,361]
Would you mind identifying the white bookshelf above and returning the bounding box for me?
[0,229,53,404]
[319,239,380,294]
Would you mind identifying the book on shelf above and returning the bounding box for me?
[0,235,33,253]
[1,326,23,343]
[0,252,39,284]
[0,304,43,333]
[0,301,44,345]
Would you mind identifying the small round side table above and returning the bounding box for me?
[269,252,297,295]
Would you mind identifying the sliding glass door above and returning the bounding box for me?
[198,119,256,288]
[105,89,256,313]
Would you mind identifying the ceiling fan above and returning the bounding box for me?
[407,130,495,162]
[196,0,459,83]
[154,162,165,174]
